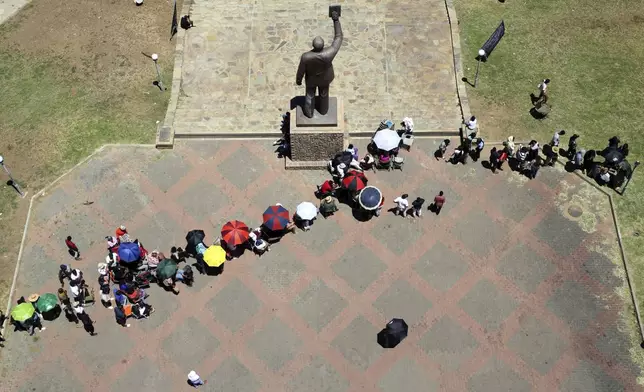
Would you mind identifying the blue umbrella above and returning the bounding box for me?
[118,242,141,263]
[262,205,290,231]
[359,186,382,211]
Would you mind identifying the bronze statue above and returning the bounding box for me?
[296,10,343,118]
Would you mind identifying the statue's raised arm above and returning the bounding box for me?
[295,7,343,118]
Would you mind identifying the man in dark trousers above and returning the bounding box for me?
[432,191,446,215]
[411,197,425,218]
[65,236,81,260]
[73,303,96,336]
[296,10,343,118]
[489,147,500,173]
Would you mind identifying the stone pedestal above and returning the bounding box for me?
[286,96,345,170]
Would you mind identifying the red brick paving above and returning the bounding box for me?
[1,139,641,392]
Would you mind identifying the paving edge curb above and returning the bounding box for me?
[155,0,194,149]
[1,144,155,338]
[557,159,644,346]
[444,0,473,130]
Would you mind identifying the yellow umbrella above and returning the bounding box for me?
[203,245,226,267]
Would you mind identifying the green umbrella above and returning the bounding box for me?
[156,258,178,280]
[36,293,58,313]
[11,303,35,322]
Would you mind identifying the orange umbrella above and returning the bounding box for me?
[221,220,250,246]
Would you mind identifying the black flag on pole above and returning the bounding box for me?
[170,0,178,40]
[480,20,505,61]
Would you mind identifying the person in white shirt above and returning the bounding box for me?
[551,130,565,147]
[393,194,409,217]
[465,116,478,139]
[535,78,550,104]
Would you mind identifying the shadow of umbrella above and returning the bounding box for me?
[377,318,408,348]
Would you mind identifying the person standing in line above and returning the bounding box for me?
[464,116,478,139]
[73,302,96,336]
[392,194,409,217]
[567,134,580,160]
[472,137,484,161]
[57,288,79,324]
[435,139,450,160]
[188,370,206,388]
[489,147,500,173]
[114,305,131,328]
[411,197,425,218]
[432,191,446,215]
[58,264,72,287]
[65,236,81,260]
[97,263,113,309]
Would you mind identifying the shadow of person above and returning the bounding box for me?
[351,208,372,222]
[481,160,491,170]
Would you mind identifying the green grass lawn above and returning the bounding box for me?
[455,0,644,359]
[0,0,177,307]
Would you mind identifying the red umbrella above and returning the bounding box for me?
[221,220,250,246]
[341,171,367,191]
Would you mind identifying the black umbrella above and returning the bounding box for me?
[185,229,206,255]
[377,318,408,348]
[601,147,624,165]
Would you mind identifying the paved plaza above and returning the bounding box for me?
[0,139,642,391]
[173,0,462,136]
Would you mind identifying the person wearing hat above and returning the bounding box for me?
[28,293,40,310]
[97,263,113,309]
[187,370,205,388]
[319,195,338,218]
[116,225,128,241]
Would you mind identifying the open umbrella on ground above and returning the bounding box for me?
[221,220,250,246]
[185,229,206,255]
[263,205,290,231]
[296,202,318,220]
[35,293,57,313]
[359,186,382,210]
[341,171,367,192]
[118,242,141,263]
[11,303,35,323]
[377,318,408,348]
[373,129,401,151]
[156,259,179,281]
[36,293,61,321]
[203,245,226,268]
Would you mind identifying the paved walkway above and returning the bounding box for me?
[0,0,29,25]
[1,139,641,391]
[173,0,462,136]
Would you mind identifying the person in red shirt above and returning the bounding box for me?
[433,191,446,215]
[65,236,81,260]
[115,225,127,238]
[317,180,337,198]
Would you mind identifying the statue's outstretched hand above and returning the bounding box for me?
[331,11,339,21]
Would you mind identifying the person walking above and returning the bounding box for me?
[489,147,500,173]
[26,312,46,336]
[65,236,81,260]
[393,194,409,217]
[411,197,425,218]
[432,191,446,215]
[73,303,96,336]
[534,78,550,105]
[188,370,206,388]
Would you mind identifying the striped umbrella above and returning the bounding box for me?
[341,170,367,191]
[221,220,250,246]
[263,205,290,231]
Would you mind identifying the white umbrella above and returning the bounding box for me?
[373,129,401,151]
[296,202,318,220]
